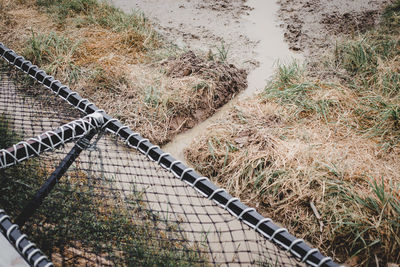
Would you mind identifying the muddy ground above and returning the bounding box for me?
[111,0,258,71]
[112,0,391,68]
[278,0,391,57]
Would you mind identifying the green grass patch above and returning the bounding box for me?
[264,62,340,122]
[327,178,400,264]
[36,0,98,20]
[382,0,400,27]
[36,0,157,42]
[333,18,400,148]
[24,31,81,84]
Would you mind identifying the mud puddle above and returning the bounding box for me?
[111,0,301,163]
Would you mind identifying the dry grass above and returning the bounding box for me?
[186,2,400,265]
[0,0,247,145]
[186,76,400,265]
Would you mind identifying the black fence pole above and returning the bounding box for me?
[0,210,54,267]
[15,130,97,227]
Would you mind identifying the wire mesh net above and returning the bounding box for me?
[0,52,334,266]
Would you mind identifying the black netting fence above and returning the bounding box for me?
[0,43,337,267]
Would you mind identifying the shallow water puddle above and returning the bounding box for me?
[243,0,302,97]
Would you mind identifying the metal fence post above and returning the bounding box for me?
[15,124,101,227]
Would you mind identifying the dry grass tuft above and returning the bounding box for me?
[94,52,247,145]
[186,2,400,264]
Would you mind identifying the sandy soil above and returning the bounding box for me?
[278,0,391,57]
